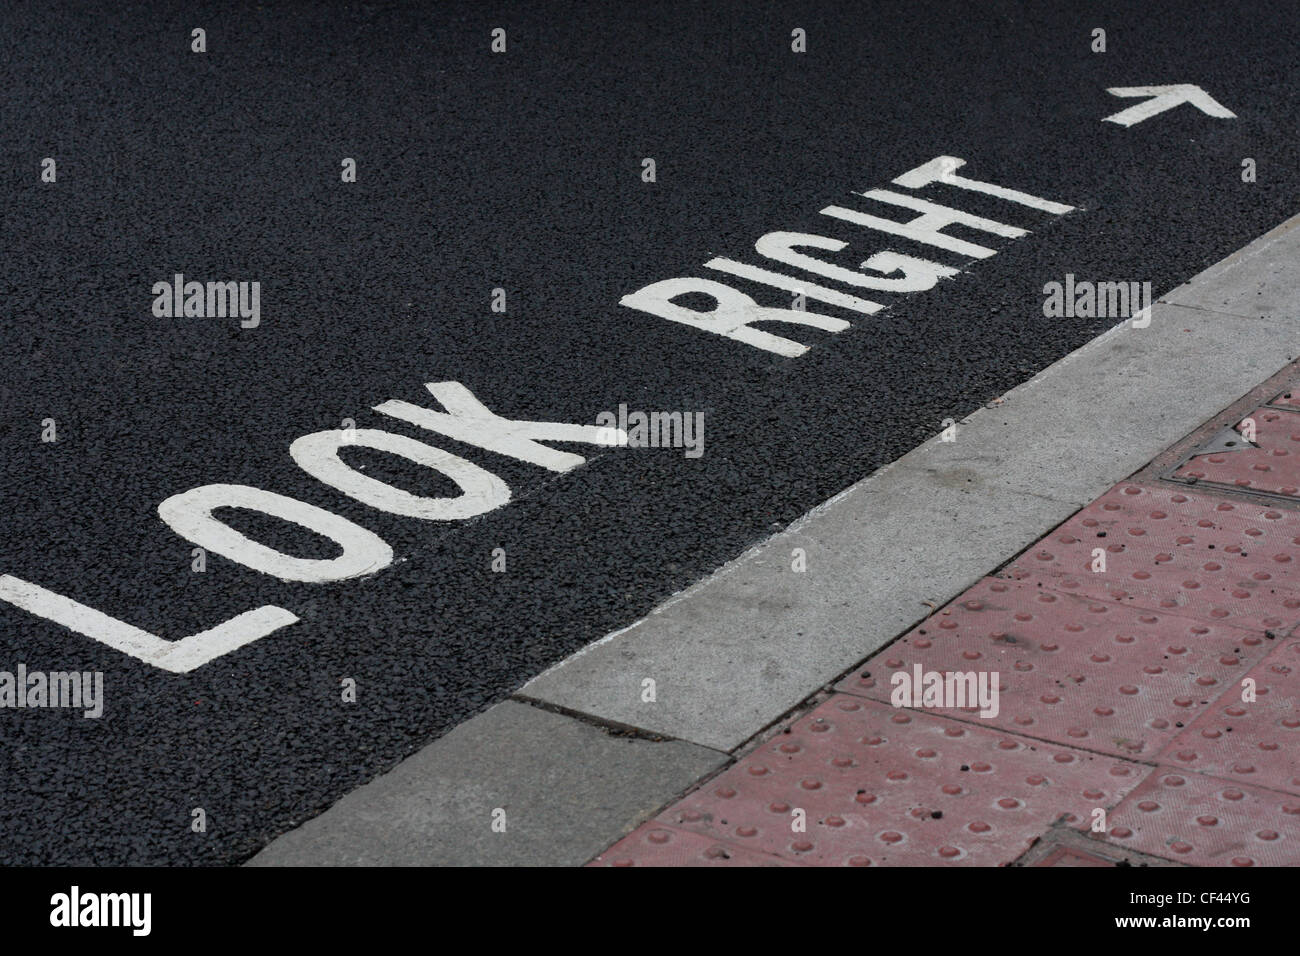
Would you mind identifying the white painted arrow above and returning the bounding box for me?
[1102,84,1236,127]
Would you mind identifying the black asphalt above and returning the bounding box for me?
[1,0,1297,863]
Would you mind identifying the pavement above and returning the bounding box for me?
[596,376,1300,866]
[254,211,1300,865]
[2,0,1299,865]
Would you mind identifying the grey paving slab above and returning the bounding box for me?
[902,302,1300,506]
[1162,213,1300,319]
[520,468,1078,752]
[248,700,725,866]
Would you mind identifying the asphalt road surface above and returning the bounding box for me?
[1,0,1298,863]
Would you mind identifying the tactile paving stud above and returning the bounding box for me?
[1101,768,1300,866]
[1175,407,1300,498]
[836,577,1270,759]
[629,696,1149,867]
[1156,637,1300,795]
[1001,482,1300,634]
[589,824,798,867]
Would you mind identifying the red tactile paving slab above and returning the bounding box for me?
[1175,407,1300,497]
[1156,637,1300,795]
[1101,768,1300,866]
[627,696,1149,867]
[1031,845,1117,867]
[589,824,799,867]
[1001,482,1300,634]
[835,577,1269,760]
[1015,827,1184,866]
[1269,389,1300,410]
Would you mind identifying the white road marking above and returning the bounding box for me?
[752,233,960,292]
[2,380,632,669]
[158,483,394,583]
[1102,84,1236,127]
[622,154,1076,355]
[374,381,626,473]
[828,189,1028,258]
[0,575,297,674]
[3,156,1079,667]
[290,428,511,521]
[620,276,851,358]
[702,258,884,314]
[891,156,1076,214]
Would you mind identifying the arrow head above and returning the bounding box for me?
[1102,84,1236,127]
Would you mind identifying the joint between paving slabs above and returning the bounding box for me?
[1009,819,1190,868]
[508,692,709,747]
[581,691,846,865]
[507,694,757,858]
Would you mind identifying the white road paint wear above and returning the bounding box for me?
[620,154,1076,356]
[1,154,1076,672]
[1102,84,1236,127]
